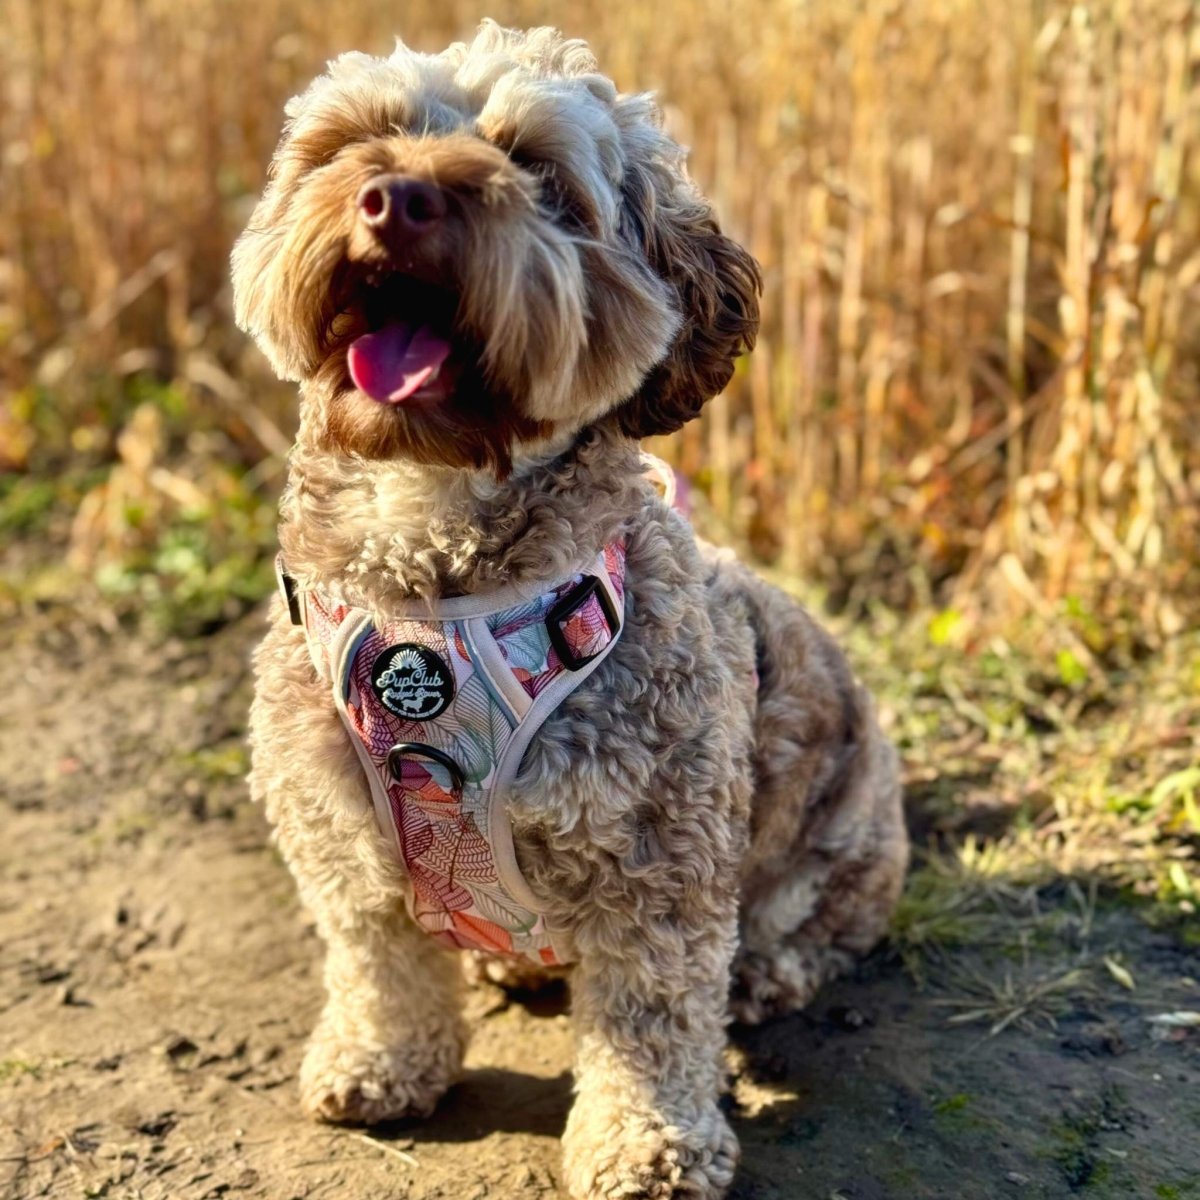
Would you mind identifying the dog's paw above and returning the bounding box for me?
[562,1100,738,1200]
[298,1023,461,1125]
[729,943,852,1025]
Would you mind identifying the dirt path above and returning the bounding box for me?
[2,613,1197,1200]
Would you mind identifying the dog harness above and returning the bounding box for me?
[278,542,627,967]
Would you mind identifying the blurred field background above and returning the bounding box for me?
[1,1,1197,930]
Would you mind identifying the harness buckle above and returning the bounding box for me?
[546,574,621,671]
[275,554,304,626]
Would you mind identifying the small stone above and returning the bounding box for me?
[165,1034,199,1062]
[136,1112,177,1137]
[828,1005,870,1031]
[57,984,92,1007]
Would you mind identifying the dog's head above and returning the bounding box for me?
[232,21,760,473]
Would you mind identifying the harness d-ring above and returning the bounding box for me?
[386,742,466,792]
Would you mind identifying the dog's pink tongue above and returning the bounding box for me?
[348,322,452,404]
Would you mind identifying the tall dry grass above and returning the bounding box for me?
[2,0,1198,637]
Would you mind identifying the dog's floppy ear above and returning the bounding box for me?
[614,164,761,439]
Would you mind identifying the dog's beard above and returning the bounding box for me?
[320,370,551,473]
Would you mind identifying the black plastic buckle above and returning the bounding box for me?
[386,742,465,792]
[546,574,620,671]
[275,557,304,626]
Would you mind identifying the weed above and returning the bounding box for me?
[181,743,251,781]
[1040,1086,1133,1193]
[932,957,1090,1037]
[0,1057,73,1084]
[0,1059,41,1084]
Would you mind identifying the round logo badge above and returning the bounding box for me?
[369,643,454,722]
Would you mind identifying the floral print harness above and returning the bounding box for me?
[277,544,627,967]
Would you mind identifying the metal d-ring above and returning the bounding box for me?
[386,742,466,792]
[546,574,620,670]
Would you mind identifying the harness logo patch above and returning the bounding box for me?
[370,643,454,722]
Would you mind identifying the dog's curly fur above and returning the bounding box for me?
[235,21,908,1199]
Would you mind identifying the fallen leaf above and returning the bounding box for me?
[1146,1011,1200,1028]
[1104,957,1135,991]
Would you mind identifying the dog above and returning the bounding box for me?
[233,21,908,1199]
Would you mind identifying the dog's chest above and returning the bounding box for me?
[281,543,626,966]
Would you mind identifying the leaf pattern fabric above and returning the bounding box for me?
[300,543,626,965]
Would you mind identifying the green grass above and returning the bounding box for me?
[0,477,60,537]
[0,1058,42,1084]
[1038,1086,1135,1194]
[930,1092,993,1135]
[796,593,1200,987]
[0,1057,74,1084]
[1156,1182,1200,1199]
[179,742,251,781]
[2,374,281,635]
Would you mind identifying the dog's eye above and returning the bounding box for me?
[518,159,600,235]
[480,117,604,235]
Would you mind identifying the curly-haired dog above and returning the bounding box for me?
[234,21,908,1199]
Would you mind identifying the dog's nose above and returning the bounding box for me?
[357,175,447,239]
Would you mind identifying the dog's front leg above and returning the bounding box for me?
[251,617,467,1125]
[562,895,740,1200]
[298,902,467,1124]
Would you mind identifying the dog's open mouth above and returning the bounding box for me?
[349,322,451,404]
[345,273,461,406]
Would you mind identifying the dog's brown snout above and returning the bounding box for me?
[358,175,447,240]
